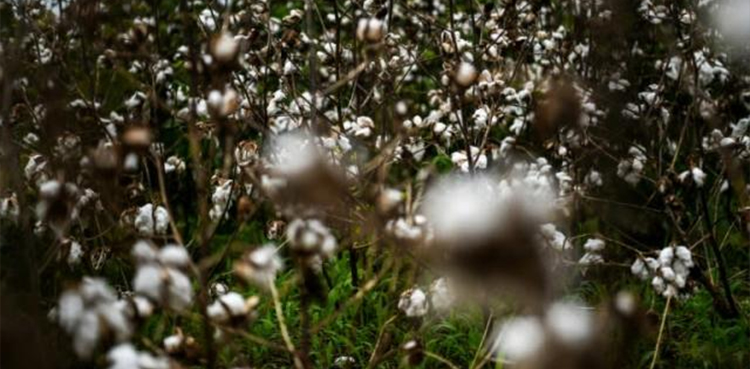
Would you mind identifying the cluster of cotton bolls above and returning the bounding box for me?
[56,278,132,358]
[631,245,694,298]
[131,241,193,311]
[398,278,455,318]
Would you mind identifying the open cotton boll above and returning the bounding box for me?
[422,175,502,243]
[234,244,284,289]
[398,288,429,317]
[545,302,594,346]
[158,244,191,267]
[583,238,605,252]
[455,62,478,87]
[264,132,319,176]
[490,316,545,363]
[211,32,239,63]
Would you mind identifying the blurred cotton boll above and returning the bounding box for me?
[422,175,502,243]
[490,316,546,363]
[57,278,132,358]
[234,244,284,290]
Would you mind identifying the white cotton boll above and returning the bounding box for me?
[631,258,649,280]
[491,316,545,362]
[154,206,169,234]
[212,32,239,63]
[265,132,319,176]
[132,240,158,263]
[645,257,660,271]
[398,288,429,317]
[615,291,637,316]
[579,252,604,265]
[164,156,186,174]
[166,269,193,311]
[123,153,139,171]
[429,278,455,312]
[58,291,85,332]
[663,284,678,298]
[660,266,676,282]
[692,167,706,187]
[163,334,183,353]
[220,292,248,317]
[135,204,155,236]
[422,175,502,243]
[658,247,674,266]
[207,300,229,323]
[207,90,223,111]
[132,296,154,318]
[583,238,605,252]
[545,302,593,346]
[134,264,163,302]
[675,246,693,267]
[158,244,190,267]
[107,344,139,369]
[67,241,84,266]
[652,276,666,293]
[98,304,131,341]
[356,18,385,42]
[74,310,101,358]
[455,62,477,87]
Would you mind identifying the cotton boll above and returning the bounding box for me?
[455,62,478,87]
[630,258,649,280]
[154,206,169,234]
[675,246,693,266]
[133,264,163,302]
[166,268,194,311]
[422,175,501,243]
[658,247,674,266]
[398,288,429,317]
[545,302,594,346]
[583,238,605,252]
[132,240,158,263]
[429,278,455,312]
[158,244,191,267]
[211,32,239,63]
[234,245,284,289]
[163,333,183,354]
[691,167,706,187]
[491,316,545,362]
[660,266,676,282]
[652,276,666,294]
